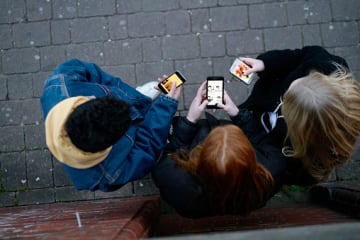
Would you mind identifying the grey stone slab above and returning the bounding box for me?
[162,35,199,60]
[331,0,360,21]
[17,188,55,205]
[55,186,95,202]
[142,0,179,12]
[333,46,360,74]
[104,40,142,65]
[142,37,162,62]
[135,61,173,86]
[116,0,142,14]
[128,12,165,38]
[200,32,226,57]
[321,22,359,48]
[0,192,16,207]
[53,158,73,187]
[66,42,104,66]
[32,71,51,98]
[53,0,77,19]
[108,15,128,40]
[180,0,217,9]
[78,0,115,17]
[27,0,51,21]
[2,48,40,74]
[264,26,302,51]
[0,0,26,23]
[0,152,26,191]
[26,150,54,188]
[40,45,66,71]
[24,123,46,149]
[175,58,213,85]
[249,3,287,28]
[7,74,33,100]
[70,17,108,43]
[210,6,248,31]
[0,76,7,100]
[190,9,210,33]
[133,178,160,196]
[302,24,322,46]
[0,25,12,50]
[286,0,307,25]
[165,10,191,35]
[305,0,331,24]
[0,99,42,126]
[226,30,263,56]
[0,126,24,152]
[13,22,50,48]
[51,20,71,45]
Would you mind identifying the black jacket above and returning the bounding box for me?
[152,113,287,218]
[240,45,348,185]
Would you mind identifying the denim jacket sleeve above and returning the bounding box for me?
[117,94,179,182]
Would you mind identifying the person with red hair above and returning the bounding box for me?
[152,82,287,218]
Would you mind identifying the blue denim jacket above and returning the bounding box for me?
[40,59,178,191]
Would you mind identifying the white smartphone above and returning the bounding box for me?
[229,58,254,84]
[206,76,224,109]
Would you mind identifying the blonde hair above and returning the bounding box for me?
[282,65,360,181]
[172,125,274,216]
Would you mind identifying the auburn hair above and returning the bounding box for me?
[172,125,275,216]
[282,65,360,181]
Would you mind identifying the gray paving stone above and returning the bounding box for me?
[2,48,40,74]
[0,100,43,126]
[40,45,66,71]
[66,42,104,66]
[165,10,191,35]
[0,25,12,50]
[302,24,322,46]
[133,178,160,196]
[0,152,26,191]
[286,1,307,25]
[55,186,95,202]
[26,150,53,188]
[17,188,55,205]
[331,0,360,21]
[321,22,359,48]
[189,9,210,33]
[175,58,213,85]
[0,192,16,207]
[226,30,263,56]
[24,124,46,149]
[210,6,248,31]
[32,71,51,98]
[162,35,199,60]
[0,77,6,100]
[7,74,33,100]
[264,26,302,50]
[27,0,51,21]
[51,20,71,45]
[142,37,162,62]
[70,17,108,43]
[95,182,134,199]
[249,3,287,28]
[0,0,26,23]
[116,0,142,14]
[0,126,24,152]
[78,0,116,17]
[135,61,173,86]
[200,32,226,57]
[128,12,165,38]
[13,22,50,48]
[305,0,331,24]
[53,159,73,187]
[142,0,179,12]
[108,15,128,40]
[53,0,77,19]
[104,40,142,65]
[180,0,217,9]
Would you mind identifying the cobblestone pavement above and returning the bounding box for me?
[0,0,360,208]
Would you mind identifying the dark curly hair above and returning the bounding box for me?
[65,95,131,152]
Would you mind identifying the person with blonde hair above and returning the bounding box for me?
[152,82,286,218]
[237,45,360,184]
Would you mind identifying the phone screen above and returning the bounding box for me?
[158,72,186,94]
[206,77,224,109]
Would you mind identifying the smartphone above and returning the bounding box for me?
[206,76,224,109]
[229,58,254,84]
[158,71,186,94]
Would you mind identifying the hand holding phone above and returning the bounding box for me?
[158,71,186,94]
[229,58,254,84]
[206,76,224,109]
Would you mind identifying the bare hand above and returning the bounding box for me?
[239,57,265,75]
[217,91,239,117]
[167,80,182,100]
[186,81,208,123]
